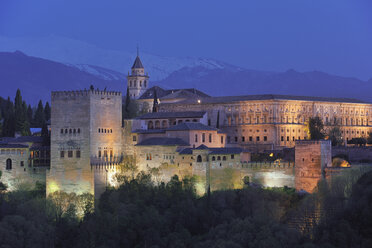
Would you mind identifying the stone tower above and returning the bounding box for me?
[295,140,332,193]
[47,89,122,197]
[127,51,149,99]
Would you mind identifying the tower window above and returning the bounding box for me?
[68,151,73,158]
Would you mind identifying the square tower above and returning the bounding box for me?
[47,90,122,196]
[295,140,332,193]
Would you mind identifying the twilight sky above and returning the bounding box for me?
[1,0,371,80]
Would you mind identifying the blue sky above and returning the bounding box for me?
[1,0,371,79]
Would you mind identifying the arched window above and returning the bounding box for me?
[69,129,72,134]
[73,129,76,134]
[140,81,142,87]
[195,134,198,142]
[212,156,216,161]
[6,159,12,170]
[65,129,68,134]
[162,120,167,128]
[104,129,107,133]
[155,120,160,129]
[178,120,183,124]
[148,121,154,129]
[110,129,113,133]
[192,119,197,122]
[78,128,80,133]
[60,129,63,134]
[217,156,221,161]
[197,155,202,163]
[223,156,227,161]
[98,128,101,133]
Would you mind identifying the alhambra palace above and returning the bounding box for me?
[1,55,371,197]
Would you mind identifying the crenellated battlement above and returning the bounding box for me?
[51,89,122,99]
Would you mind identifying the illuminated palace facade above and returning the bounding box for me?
[157,95,372,150]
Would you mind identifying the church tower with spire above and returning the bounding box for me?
[127,49,149,99]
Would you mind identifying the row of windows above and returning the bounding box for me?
[60,128,81,134]
[129,80,147,88]
[194,133,223,144]
[228,136,268,143]
[0,149,25,155]
[281,136,302,142]
[98,150,113,158]
[60,150,80,158]
[98,128,113,133]
[196,154,235,163]
[147,119,199,129]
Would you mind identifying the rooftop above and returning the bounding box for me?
[166,94,368,105]
[138,86,210,100]
[0,144,28,149]
[0,136,43,143]
[136,137,190,146]
[132,56,144,69]
[137,111,206,120]
[178,146,243,154]
[166,122,218,131]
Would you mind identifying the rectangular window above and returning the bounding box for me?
[195,134,198,142]
[231,154,234,159]
[133,135,137,141]
[68,151,73,158]
[264,136,267,141]
[221,136,224,144]
[234,136,238,142]
[202,133,206,143]
[249,136,253,142]
[287,136,289,141]
[209,133,212,143]
[281,136,284,141]
[293,136,295,141]
[241,136,245,142]
[60,151,64,158]
[256,136,260,141]
[76,150,81,158]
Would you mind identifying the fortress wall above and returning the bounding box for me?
[332,146,372,162]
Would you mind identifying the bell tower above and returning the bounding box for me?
[127,49,149,99]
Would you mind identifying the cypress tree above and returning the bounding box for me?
[152,89,158,113]
[2,97,15,137]
[22,101,30,136]
[33,100,45,128]
[44,102,51,121]
[27,104,33,124]
[14,89,25,133]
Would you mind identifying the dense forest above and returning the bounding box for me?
[0,168,371,248]
[0,89,50,137]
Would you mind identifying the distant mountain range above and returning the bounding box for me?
[0,35,371,105]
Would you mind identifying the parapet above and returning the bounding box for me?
[51,89,122,99]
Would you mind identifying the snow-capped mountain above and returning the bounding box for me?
[0,35,236,81]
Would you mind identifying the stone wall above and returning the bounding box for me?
[0,149,47,190]
[332,146,372,163]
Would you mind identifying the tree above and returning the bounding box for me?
[327,126,343,146]
[152,89,158,112]
[305,117,325,140]
[2,97,15,137]
[44,102,51,122]
[26,104,33,125]
[216,110,220,128]
[14,89,30,135]
[33,100,45,128]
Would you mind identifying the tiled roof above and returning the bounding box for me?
[0,136,43,143]
[178,146,243,155]
[165,94,368,105]
[166,122,217,131]
[0,144,28,148]
[138,86,210,100]
[132,56,144,69]
[136,137,190,146]
[137,111,206,120]
[132,129,166,134]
